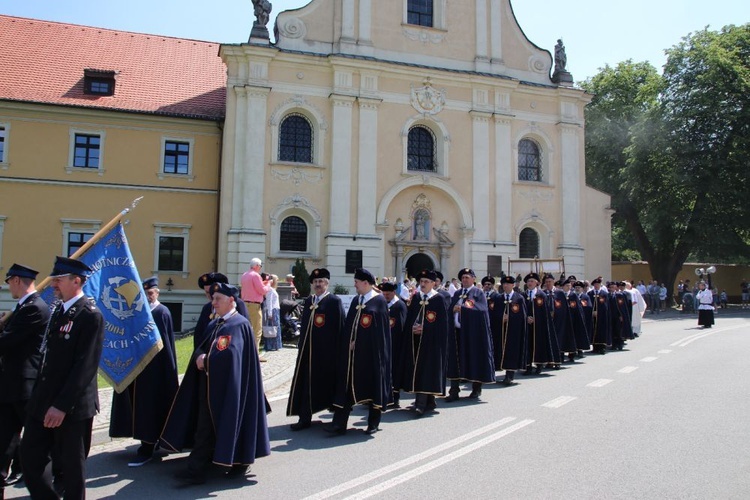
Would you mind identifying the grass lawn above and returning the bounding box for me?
[98,334,195,390]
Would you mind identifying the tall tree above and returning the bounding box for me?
[582,24,750,299]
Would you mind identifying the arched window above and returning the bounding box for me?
[407,0,434,27]
[407,126,436,172]
[518,138,542,182]
[519,228,540,258]
[279,114,313,163]
[280,216,307,252]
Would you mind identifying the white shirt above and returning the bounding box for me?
[62,292,85,313]
[264,287,280,314]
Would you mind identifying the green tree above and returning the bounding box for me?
[292,259,311,298]
[582,24,750,299]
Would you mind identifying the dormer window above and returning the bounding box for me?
[83,69,117,96]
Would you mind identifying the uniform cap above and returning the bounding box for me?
[5,263,39,282]
[142,276,159,290]
[49,256,92,278]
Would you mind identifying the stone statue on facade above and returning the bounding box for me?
[552,38,573,86]
[250,0,272,42]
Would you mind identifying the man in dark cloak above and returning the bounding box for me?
[541,275,570,366]
[161,283,270,485]
[396,269,449,416]
[446,268,495,401]
[109,276,178,467]
[617,281,635,342]
[575,281,595,345]
[608,281,631,351]
[490,275,527,385]
[378,281,407,408]
[433,271,452,313]
[587,277,611,354]
[326,268,391,436]
[523,273,558,375]
[286,268,345,431]
[563,278,590,358]
[193,272,249,349]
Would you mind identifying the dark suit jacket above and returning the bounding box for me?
[26,295,104,421]
[0,292,49,403]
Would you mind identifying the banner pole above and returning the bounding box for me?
[35,196,144,293]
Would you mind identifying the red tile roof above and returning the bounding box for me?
[0,15,226,120]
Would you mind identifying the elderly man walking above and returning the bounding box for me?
[241,258,271,356]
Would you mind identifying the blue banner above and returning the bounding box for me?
[41,223,161,392]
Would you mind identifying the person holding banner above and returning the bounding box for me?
[109,276,178,467]
[21,256,104,500]
[0,264,50,496]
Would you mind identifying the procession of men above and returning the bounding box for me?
[1,255,655,497]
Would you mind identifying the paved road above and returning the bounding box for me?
[5,310,750,499]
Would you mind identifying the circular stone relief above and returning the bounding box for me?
[528,55,548,74]
[280,17,306,39]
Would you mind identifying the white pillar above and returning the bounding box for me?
[494,116,513,242]
[357,98,380,235]
[489,0,503,63]
[560,124,581,246]
[342,0,355,42]
[242,87,270,229]
[329,95,356,234]
[359,0,372,44]
[230,86,248,229]
[471,111,491,241]
[475,0,489,65]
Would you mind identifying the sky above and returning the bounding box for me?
[3,0,747,81]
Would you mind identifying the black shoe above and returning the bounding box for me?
[323,423,347,435]
[290,420,311,431]
[226,465,249,478]
[413,406,425,417]
[468,389,482,399]
[553,364,561,370]
[523,367,534,376]
[502,377,514,386]
[444,393,459,402]
[535,365,543,375]
[175,469,206,485]
[364,426,380,435]
[568,353,576,363]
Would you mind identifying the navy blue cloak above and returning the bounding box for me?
[566,292,591,350]
[287,293,345,417]
[396,293,448,395]
[588,289,612,347]
[578,292,595,345]
[489,291,527,371]
[447,286,495,384]
[525,290,558,365]
[387,298,408,398]
[109,303,178,443]
[160,313,270,466]
[550,289,577,353]
[333,294,391,410]
[194,299,249,350]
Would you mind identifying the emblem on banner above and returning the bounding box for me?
[101,276,146,322]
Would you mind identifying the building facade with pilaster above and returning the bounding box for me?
[219,0,611,287]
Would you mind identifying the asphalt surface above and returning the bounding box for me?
[4,306,749,499]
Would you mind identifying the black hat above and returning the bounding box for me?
[481,275,495,286]
[309,268,331,282]
[142,276,159,290]
[417,269,437,282]
[591,276,603,285]
[354,268,376,285]
[555,279,564,287]
[567,275,577,281]
[49,256,92,278]
[458,268,475,279]
[573,281,585,288]
[378,281,397,292]
[5,263,39,283]
[210,272,228,285]
[617,281,626,287]
[198,273,211,289]
[501,275,516,285]
[434,271,444,282]
[210,282,238,298]
[524,272,541,283]
[543,274,555,282]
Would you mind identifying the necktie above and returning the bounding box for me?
[506,294,510,302]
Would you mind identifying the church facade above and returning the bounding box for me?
[219,0,611,286]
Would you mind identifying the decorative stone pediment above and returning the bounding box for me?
[410,78,446,116]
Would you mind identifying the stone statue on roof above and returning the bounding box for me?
[253,0,272,27]
[554,39,567,73]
